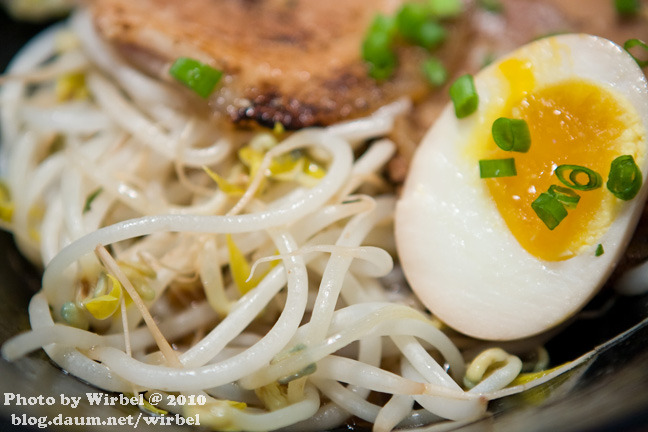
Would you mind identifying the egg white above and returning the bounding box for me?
[395,34,648,340]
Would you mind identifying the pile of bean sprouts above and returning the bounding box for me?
[0,9,594,432]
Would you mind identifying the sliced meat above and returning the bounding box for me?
[91,0,434,129]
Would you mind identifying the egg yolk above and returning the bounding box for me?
[481,60,644,261]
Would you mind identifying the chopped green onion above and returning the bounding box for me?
[479,158,516,178]
[607,154,642,200]
[368,12,397,35]
[396,3,446,49]
[624,39,648,68]
[491,117,531,152]
[554,164,603,191]
[615,0,641,16]
[361,2,465,81]
[427,0,463,18]
[169,57,223,98]
[532,192,568,230]
[362,14,398,80]
[595,244,605,256]
[422,57,448,86]
[416,20,447,49]
[396,3,429,41]
[547,185,580,209]
[83,187,103,214]
[450,74,479,118]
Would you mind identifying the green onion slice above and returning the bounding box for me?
[362,33,397,79]
[547,185,580,209]
[595,244,604,257]
[427,0,463,18]
[362,14,398,80]
[396,3,445,49]
[396,3,428,40]
[554,164,603,191]
[416,20,447,49]
[615,0,640,16]
[169,57,223,98]
[479,158,516,178]
[491,117,531,152]
[532,192,568,230]
[450,74,479,118]
[422,57,448,86]
[624,39,648,68]
[607,154,642,200]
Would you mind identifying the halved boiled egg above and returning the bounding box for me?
[395,34,648,340]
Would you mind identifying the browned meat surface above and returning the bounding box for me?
[91,0,433,129]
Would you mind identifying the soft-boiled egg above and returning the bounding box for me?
[395,34,648,340]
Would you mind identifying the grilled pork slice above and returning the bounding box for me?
[91,0,434,129]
